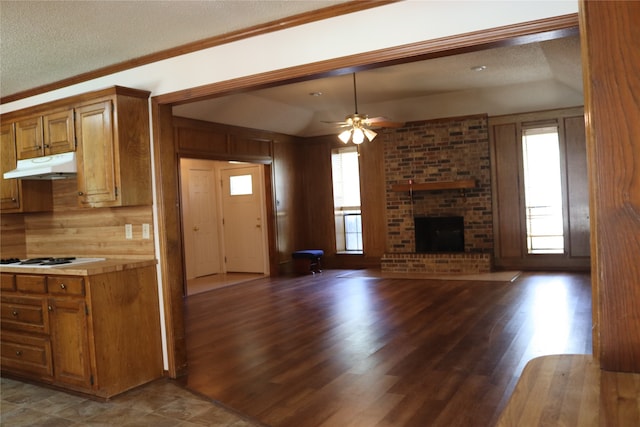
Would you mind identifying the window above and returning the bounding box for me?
[229,174,252,195]
[331,146,363,253]
[522,126,565,254]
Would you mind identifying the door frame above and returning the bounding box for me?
[178,157,273,294]
[152,15,581,378]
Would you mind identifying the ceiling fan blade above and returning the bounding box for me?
[367,116,405,128]
[321,121,351,129]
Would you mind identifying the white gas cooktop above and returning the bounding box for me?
[0,257,106,268]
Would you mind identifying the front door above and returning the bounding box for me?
[220,165,266,273]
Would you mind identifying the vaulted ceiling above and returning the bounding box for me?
[1,1,583,137]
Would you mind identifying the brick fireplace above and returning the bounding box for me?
[382,114,493,274]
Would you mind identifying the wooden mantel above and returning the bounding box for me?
[391,179,476,192]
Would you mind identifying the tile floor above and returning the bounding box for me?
[186,272,266,296]
[0,376,263,426]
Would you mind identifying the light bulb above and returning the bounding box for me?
[352,128,365,144]
[338,129,352,144]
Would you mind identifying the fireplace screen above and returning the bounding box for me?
[415,216,464,253]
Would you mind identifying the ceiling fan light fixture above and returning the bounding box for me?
[352,127,365,144]
[338,129,352,144]
[335,74,380,145]
[363,127,377,142]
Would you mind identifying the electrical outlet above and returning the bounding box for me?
[142,223,150,239]
[125,224,133,240]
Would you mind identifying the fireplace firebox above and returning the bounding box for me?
[415,216,464,253]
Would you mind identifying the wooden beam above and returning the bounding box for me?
[391,179,476,192]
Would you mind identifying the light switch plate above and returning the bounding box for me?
[142,223,150,239]
[125,224,133,240]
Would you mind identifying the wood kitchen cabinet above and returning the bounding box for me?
[15,109,75,160]
[47,276,93,389]
[0,86,152,211]
[75,87,152,208]
[0,123,53,213]
[0,265,163,398]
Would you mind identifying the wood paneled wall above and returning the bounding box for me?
[272,139,304,266]
[489,107,590,270]
[580,0,640,372]
[0,178,155,260]
[299,135,387,269]
[0,214,26,258]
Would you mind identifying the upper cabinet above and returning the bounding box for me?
[16,109,75,160]
[1,86,152,211]
[0,124,19,210]
[0,123,53,213]
[75,88,152,208]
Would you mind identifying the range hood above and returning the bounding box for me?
[3,152,77,180]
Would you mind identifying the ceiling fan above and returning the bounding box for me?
[326,73,404,144]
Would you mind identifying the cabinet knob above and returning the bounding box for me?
[193,226,199,231]
[78,191,84,196]
[48,305,53,311]
[15,351,22,357]
[60,283,66,290]
[11,310,18,317]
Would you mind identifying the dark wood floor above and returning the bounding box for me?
[182,270,592,427]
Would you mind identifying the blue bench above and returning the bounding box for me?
[292,250,324,274]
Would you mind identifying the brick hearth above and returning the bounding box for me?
[381,253,492,274]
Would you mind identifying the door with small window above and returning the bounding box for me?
[220,165,267,273]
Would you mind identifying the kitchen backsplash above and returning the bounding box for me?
[0,179,154,260]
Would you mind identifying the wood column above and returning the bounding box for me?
[580,0,640,372]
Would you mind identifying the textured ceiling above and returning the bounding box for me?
[1,1,583,137]
[0,0,348,97]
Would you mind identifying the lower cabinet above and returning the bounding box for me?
[0,266,163,398]
[49,296,93,389]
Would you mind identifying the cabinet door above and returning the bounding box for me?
[0,123,20,210]
[75,100,118,207]
[15,116,44,160]
[43,109,75,155]
[48,297,93,390]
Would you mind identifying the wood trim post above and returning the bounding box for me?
[580,0,640,372]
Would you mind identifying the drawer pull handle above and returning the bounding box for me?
[60,283,66,290]
[15,351,22,357]
[12,310,18,317]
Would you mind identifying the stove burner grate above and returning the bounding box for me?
[19,257,76,265]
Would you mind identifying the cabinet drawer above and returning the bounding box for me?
[0,273,16,291]
[1,332,53,379]
[16,275,47,294]
[1,296,49,333]
[47,277,84,296]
